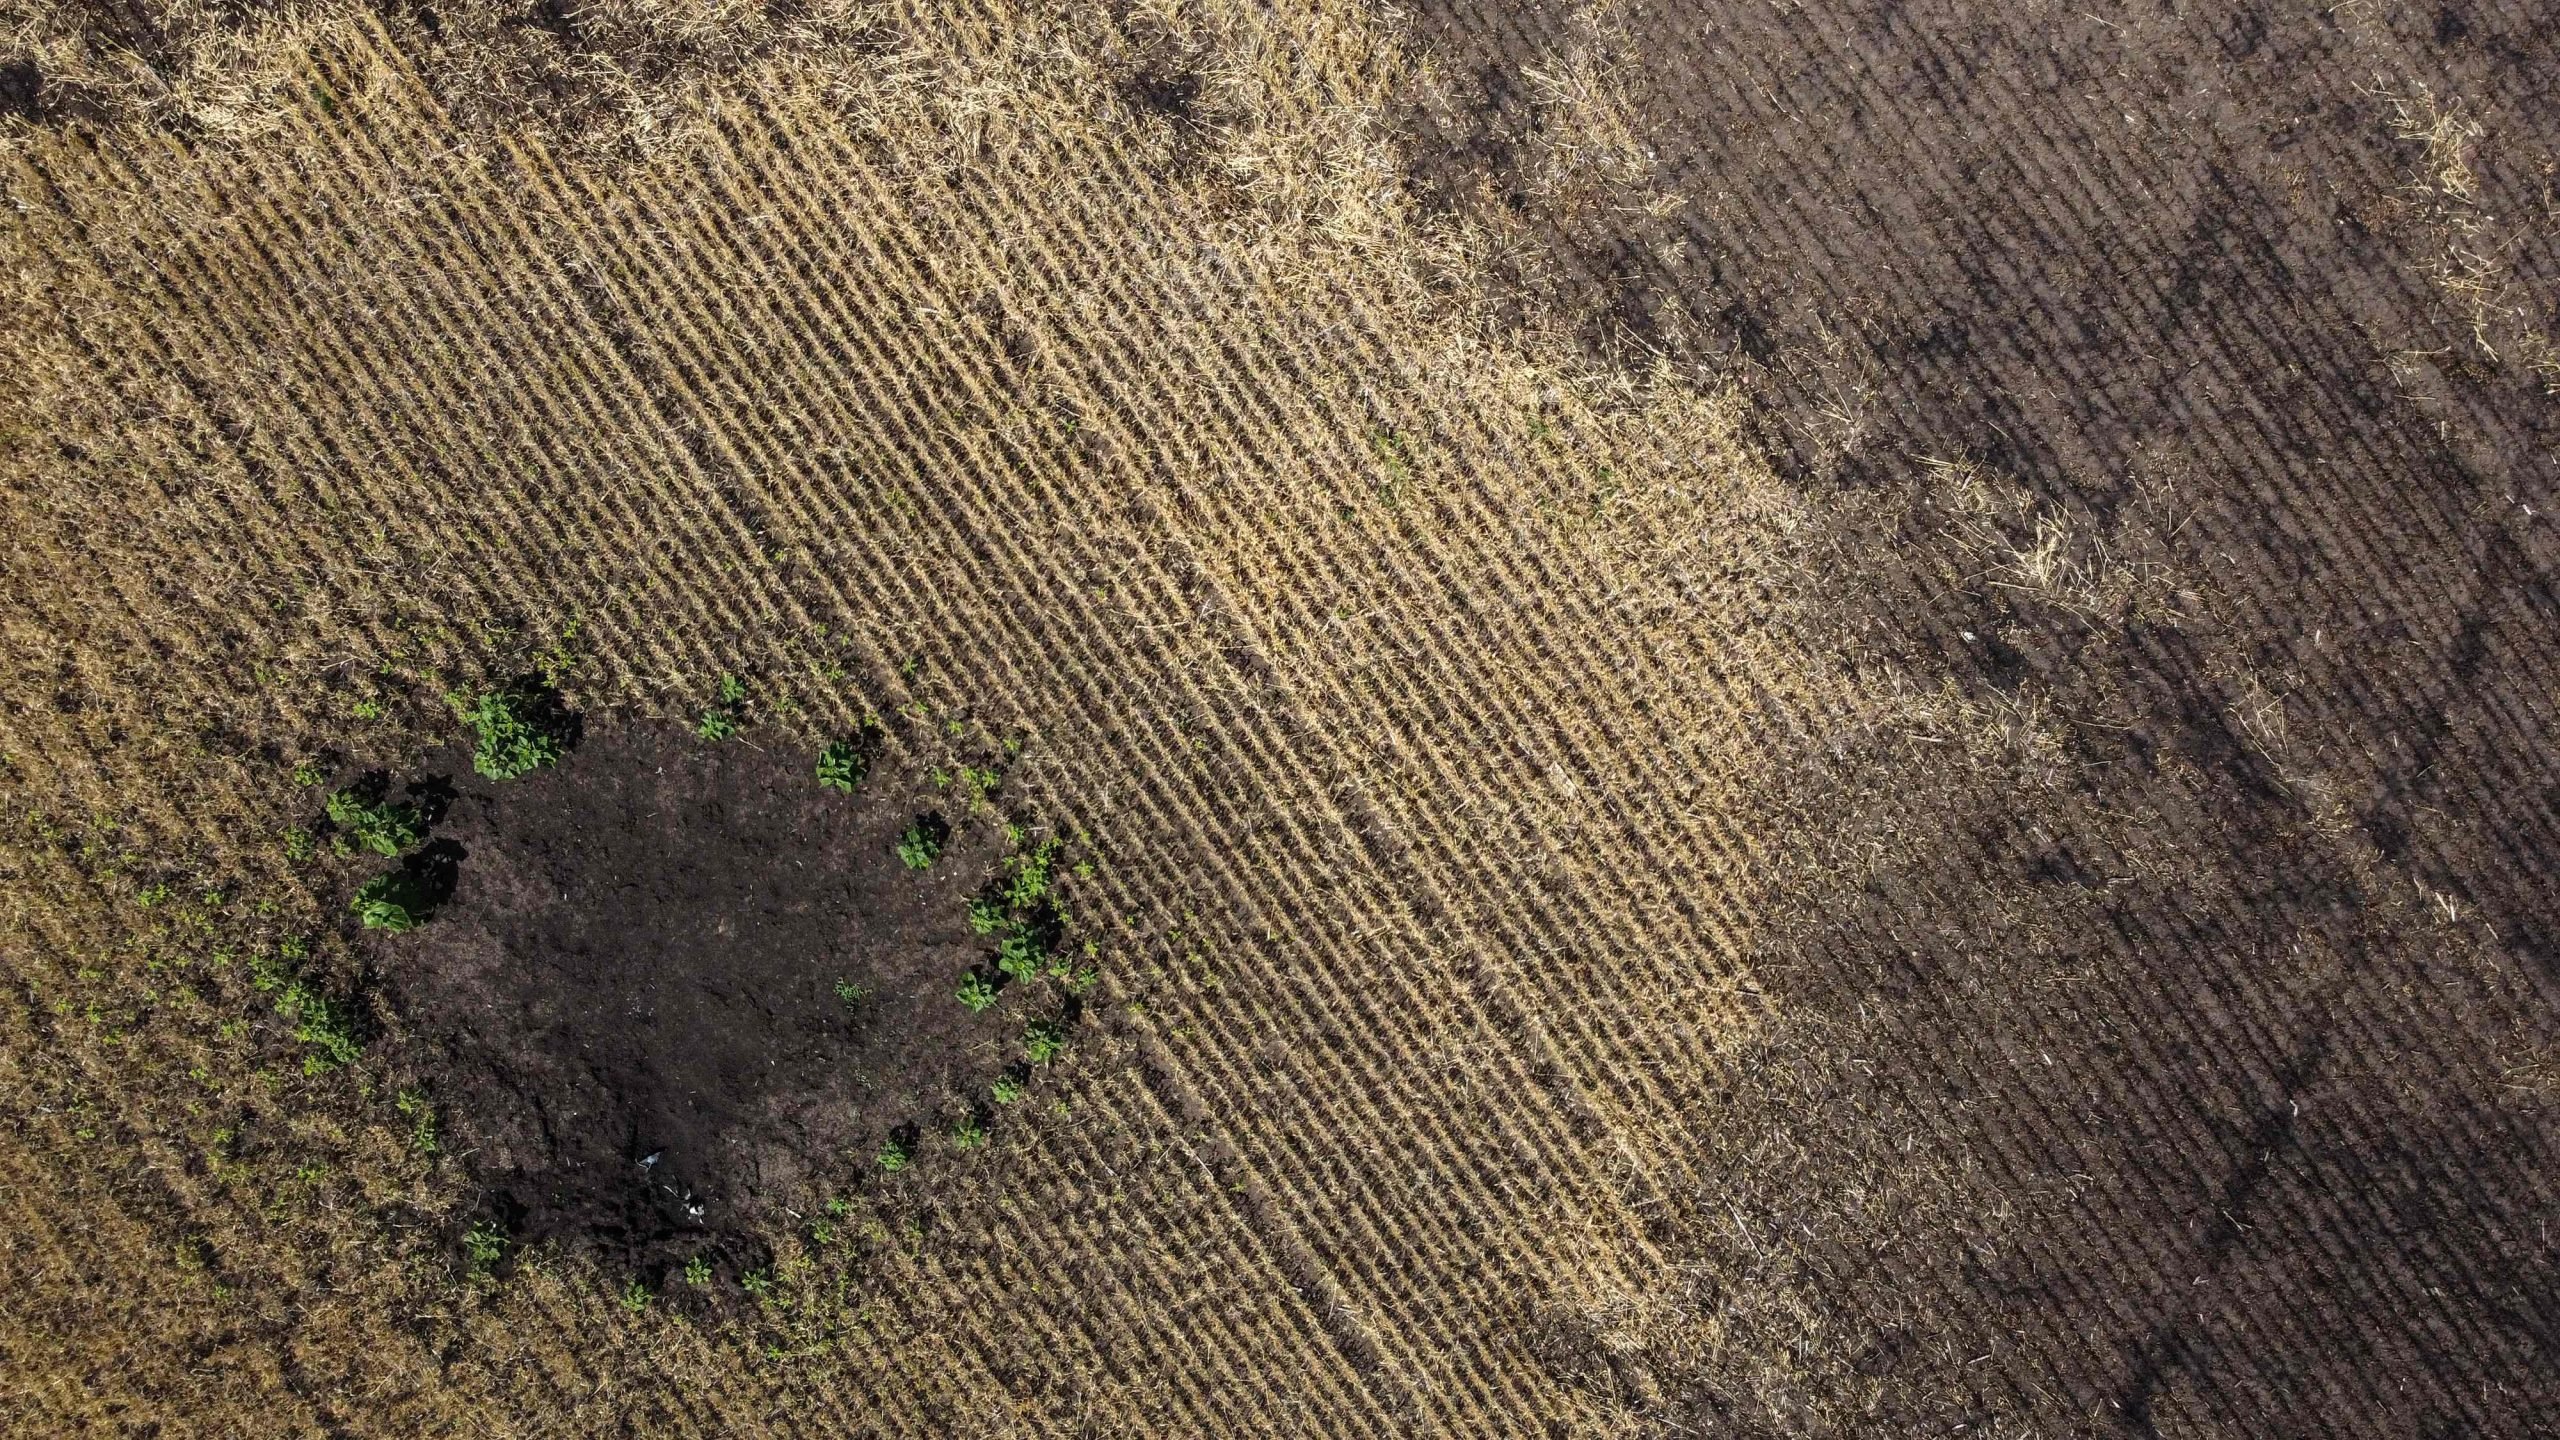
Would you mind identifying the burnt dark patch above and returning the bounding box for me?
[372,723,1003,1271]
[0,58,45,121]
[1119,66,1201,125]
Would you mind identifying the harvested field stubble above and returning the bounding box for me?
[1,0,2554,1435]
[1,1,1850,1434]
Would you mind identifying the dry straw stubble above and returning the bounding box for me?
[0,0,1871,1433]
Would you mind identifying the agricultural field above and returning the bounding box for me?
[0,0,2552,1435]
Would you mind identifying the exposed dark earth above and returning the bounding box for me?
[1404,1,2559,1433]
[368,725,1002,1265]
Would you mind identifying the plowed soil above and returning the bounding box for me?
[1405,1,2560,1433]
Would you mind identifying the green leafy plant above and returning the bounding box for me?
[994,927,1048,984]
[833,978,866,1009]
[895,814,948,870]
[1004,838,1063,910]
[353,872,428,932]
[619,1279,652,1313]
[951,1114,987,1150]
[277,977,362,1070]
[456,685,569,781]
[815,737,870,793]
[682,1255,713,1287]
[963,835,1079,997]
[875,1137,910,1173]
[964,895,1009,935]
[991,1074,1027,1105]
[326,787,425,857]
[464,1220,505,1271]
[956,972,998,1013]
[281,826,317,862]
[1022,1018,1068,1066]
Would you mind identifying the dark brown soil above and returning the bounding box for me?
[1403,2,2560,1434]
[369,724,1005,1267]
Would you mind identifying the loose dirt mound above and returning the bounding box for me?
[377,725,994,1263]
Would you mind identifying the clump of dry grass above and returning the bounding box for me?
[2365,78,2560,391]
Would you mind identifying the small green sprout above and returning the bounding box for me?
[619,1279,652,1313]
[395,1090,439,1155]
[951,1114,987,1150]
[875,1137,910,1173]
[463,1220,505,1270]
[964,895,1009,934]
[1023,1019,1068,1065]
[281,826,317,862]
[833,978,866,1009]
[717,673,747,706]
[682,1255,713,1287]
[694,708,738,741]
[956,972,998,1013]
[991,1075,1027,1105]
[955,764,1003,806]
